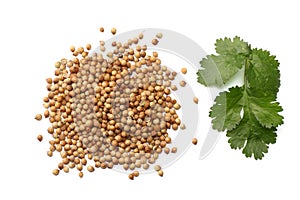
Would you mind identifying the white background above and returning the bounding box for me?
[0,0,299,199]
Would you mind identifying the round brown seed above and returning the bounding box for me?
[35,114,42,121]
[111,28,117,35]
[52,169,59,176]
[133,171,139,177]
[37,135,43,142]
[192,138,198,145]
[158,170,163,177]
[193,97,199,104]
[128,173,134,180]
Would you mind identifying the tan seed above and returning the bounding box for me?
[192,138,198,145]
[87,165,95,172]
[158,170,164,177]
[179,80,186,87]
[154,165,161,171]
[181,67,187,74]
[52,169,59,176]
[193,97,199,104]
[171,147,177,153]
[156,32,163,39]
[133,171,139,177]
[128,173,134,180]
[37,135,43,142]
[152,39,159,45]
[111,28,117,35]
[35,114,42,121]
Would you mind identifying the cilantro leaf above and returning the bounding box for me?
[198,36,284,159]
[215,36,251,56]
[248,49,280,96]
[197,37,250,87]
[226,109,277,159]
[248,90,284,128]
[209,87,244,131]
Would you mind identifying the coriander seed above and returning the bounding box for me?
[152,39,158,45]
[158,170,163,177]
[52,169,59,176]
[181,67,187,74]
[128,173,134,180]
[37,134,43,142]
[193,97,199,104]
[171,147,177,153]
[179,80,186,87]
[111,28,117,35]
[192,138,198,145]
[35,114,42,121]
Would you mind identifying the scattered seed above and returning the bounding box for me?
[87,165,95,172]
[111,28,117,35]
[152,39,159,45]
[35,114,42,121]
[193,97,199,104]
[86,44,91,50]
[154,165,161,171]
[52,169,59,176]
[133,171,139,177]
[171,147,177,153]
[37,135,43,142]
[164,147,170,154]
[128,173,134,180]
[79,171,84,178]
[158,170,164,177]
[156,32,163,39]
[99,27,104,32]
[70,46,75,52]
[138,33,144,39]
[180,123,186,130]
[181,68,187,74]
[179,80,186,87]
[192,138,198,145]
[47,151,53,157]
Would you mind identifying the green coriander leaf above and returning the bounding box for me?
[199,36,283,159]
[248,90,284,128]
[227,109,277,159]
[209,86,244,131]
[197,55,245,86]
[215,36,251,56]
[248,49,280,96]
[197,37,250,87]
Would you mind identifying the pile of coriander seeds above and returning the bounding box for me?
[36,27,191,179]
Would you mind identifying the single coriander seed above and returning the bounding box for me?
[181,67,187,74]
[52,169,59,176]
[179,80,186,87]
[171,147,177,153]
[152,39,159,45]
[35,114,42,121]
[192,138,198,145]
[128,173,134,180]
[133,171,139,177]
[111,28,117,35]
[158,170,164,177]
[193,97,199,104]
[37,135,43,142]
